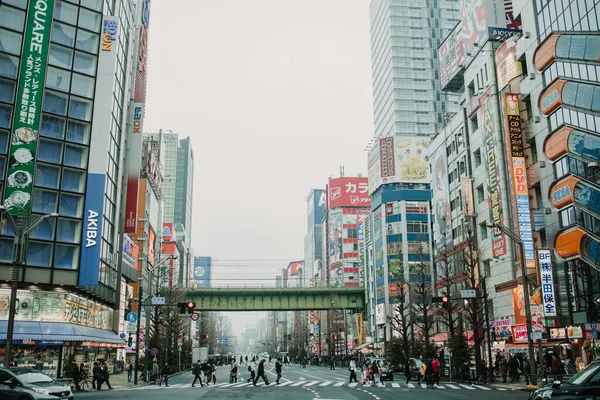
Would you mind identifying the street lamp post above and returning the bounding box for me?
[0,208,58,368]
[487,223,537,385]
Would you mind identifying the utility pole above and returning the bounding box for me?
[0,208,58,368]
[487,223,536,385]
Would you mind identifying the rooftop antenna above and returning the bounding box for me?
[340,166,345,177]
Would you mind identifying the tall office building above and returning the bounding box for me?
[369,0,460,139]
[0,0,150,373]
[304,188,326,288]
[175,136,193,249]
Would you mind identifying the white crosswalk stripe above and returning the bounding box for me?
[110,380,511,392]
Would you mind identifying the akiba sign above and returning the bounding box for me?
[80,174,105,286]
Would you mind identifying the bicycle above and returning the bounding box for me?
[71,374,93,392]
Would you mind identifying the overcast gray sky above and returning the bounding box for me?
[144,0,374,335]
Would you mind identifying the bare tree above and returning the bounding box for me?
[434,231,460,336]
[411,243,436,359]
[388,262,414,362]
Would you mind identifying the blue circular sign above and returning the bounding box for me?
[119,332,126,339]
[126,312,138,323]
[591,322,597,330]
[150,348,159,356]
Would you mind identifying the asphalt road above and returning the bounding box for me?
[75,363,531,400]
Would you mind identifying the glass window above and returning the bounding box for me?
[592,88,600,113]
[569,35,587,60]
[25,241,53,268]
[2,0,27,9]
[0,155,5,177]
[59,193,83,218]
[40,114,66,140]
[575,83,595,110]
[0,5,26,31]
[54,1,78,25]
[54,244,79,269]
[563,82,579,106]
[0,103,11,129]
[0,129,8,153]
[0,28,22,55]
[78,8,101,31]
[71,73,94,98]
[0,78,15,103]
[37,139,63,164]
[556,35,572,59]
[42,91,69,116]
[81,0,103,11]
[73,51,96,75]
[28,216,55,241]
[45,66,71,93]
[32,188,58,214]
[75,29,99,53]
[51,22,76,47]
[0,53,18,79]
[35,163,61,189]
[66,120,90,144]
[568,130,585,156]
[61,168,85,192]
[582,135,600,160]
[56,218,81,243]
[49,44,73,69]
[69,96,92,121]
[64,144,87,168]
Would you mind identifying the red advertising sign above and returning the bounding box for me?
[147,229,156,266]
[379,137,395,178]
[162,223,174,241]
[328,177,370,209]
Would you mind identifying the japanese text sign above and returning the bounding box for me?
[328,177,370,209]
[538,249,557,316]
[505,94,524,157]
[379,137,395,178]
[3,0,55,216]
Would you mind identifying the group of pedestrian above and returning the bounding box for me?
[353,358,385,386]
[91,361,113,391]
[191,359,217,387]
[403,357,440,388]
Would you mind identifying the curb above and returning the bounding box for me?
[112,371,183,389]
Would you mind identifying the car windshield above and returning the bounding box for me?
[12,371,54,384]
[566,364,600,385]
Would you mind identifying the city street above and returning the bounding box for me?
[76,364,531,400]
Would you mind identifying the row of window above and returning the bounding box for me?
[549,106,600,136]
[537,0,600,41]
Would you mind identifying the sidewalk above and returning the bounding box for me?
[107,370,184,389]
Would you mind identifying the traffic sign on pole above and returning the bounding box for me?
[150,348,159,356]
[190,312,200,321]
[126,312,138,323]
[591,322,597,330]
[151,297,166,305]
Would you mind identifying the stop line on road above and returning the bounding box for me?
[113,381,512,392]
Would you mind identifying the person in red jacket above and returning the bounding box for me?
[431,357,440,386]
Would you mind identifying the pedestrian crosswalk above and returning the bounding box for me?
[113,380,514,392]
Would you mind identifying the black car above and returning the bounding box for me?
[530,360,600,400]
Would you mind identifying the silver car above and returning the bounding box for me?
[0,368,73,400]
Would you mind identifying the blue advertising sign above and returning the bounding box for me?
[193,256,211,288]
[79,173,106,286]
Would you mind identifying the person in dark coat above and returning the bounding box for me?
[275,358,283,384]
[160,362,170,387]
[370,360,378,385]
[425,360,434,388]
[91,362,102,391]
[253,359,269,385]
[101,362,113,390]
[508,355,520,383]
[404,359,412,384]
[192,360,204,387]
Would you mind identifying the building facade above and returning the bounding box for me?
[0,0,151,374]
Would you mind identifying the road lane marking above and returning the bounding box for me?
[459,384,476,390]
[291,381,305,386]
[407,383,416,388]
[319,381,332,386]
[445,384,461,389]
[334,382,345,386]
[391,383,400,387]
[304,380,320,386]
[276,381,292,386]
[349,382,358,387]
[472,385,492,390]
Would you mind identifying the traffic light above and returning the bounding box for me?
[177,301,196,314]
[432,295,449,303]
[128,334,133,347]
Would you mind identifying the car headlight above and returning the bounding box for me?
[539,389,553,399]
[31,387,51,395]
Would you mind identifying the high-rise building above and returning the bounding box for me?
[304,189,326,288]
[369,0,460,139]
[175,136,193,249]
[0,0,150,373]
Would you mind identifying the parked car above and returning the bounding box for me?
[367,357,394,381]
[0,367,73,400]
[530,359,600,400]
[0,380,34,400]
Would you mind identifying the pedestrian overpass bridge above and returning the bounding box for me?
[183,287,365,312]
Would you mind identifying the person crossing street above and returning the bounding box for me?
[275,358,283,384]
[349,357,358,383]
[247,357,256,383]
[253,359,269,386]
[191,360,204,387]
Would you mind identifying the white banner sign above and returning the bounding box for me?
[538,249,557,317]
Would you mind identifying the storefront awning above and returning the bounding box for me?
[0,321,125,344]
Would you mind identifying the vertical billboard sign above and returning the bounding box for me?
[379,137,395,178]
[357,212,367,287]
[3,0,55,216]
[439,23,465,90]
[462,178,475,217]
[495,39,523,90]
[124,102,144,233]
[328,177,370,208]
[481,89,507,257]
[431,142,452,253]
[79,15,119,287]
[193,256,211,288]
[538,249,557,317]
[328,208,343,265]
[505,93,536,274]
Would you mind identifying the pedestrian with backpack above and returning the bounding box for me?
[192,361,204,387]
